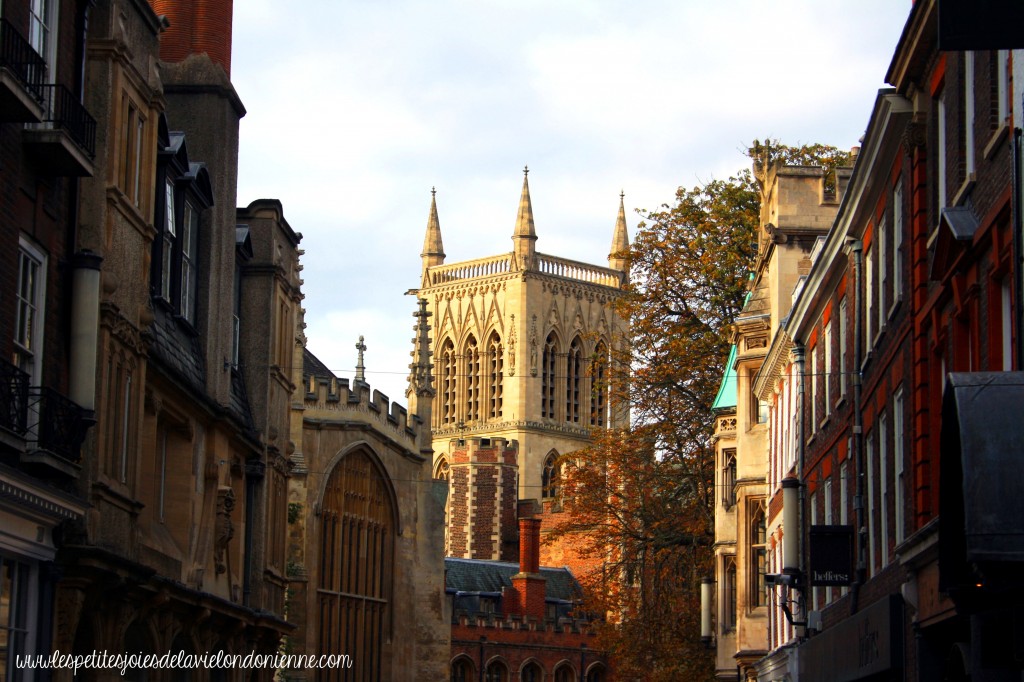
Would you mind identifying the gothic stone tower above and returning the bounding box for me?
[416,170,630,561]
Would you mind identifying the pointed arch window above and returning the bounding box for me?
[318,450,395,681]
[542,452,560,499]
[438,339,457,425]
[485,661,508,682]
[521,662,542,682]
[434,457,450,481]
[554,666,575,682]
[464,336,481,422]
[542,333,558,419]
[451,658,474,682]
[487,332,503,419]
[589,341,609,427]
[566,337,583,423]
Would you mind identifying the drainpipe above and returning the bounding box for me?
[845,238,866,614]
[1012,128,1023,370]
[791,343,807,636]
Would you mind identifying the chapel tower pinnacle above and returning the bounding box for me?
[421,187,446,271]
[512,167,537,270]
[609,191,631,273]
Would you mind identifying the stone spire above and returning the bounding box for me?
[512,167,537,270]
[421,187,445,270]
[608,191,630,275]
[406,298,435,454]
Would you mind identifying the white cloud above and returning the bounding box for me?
[230,0,913,411]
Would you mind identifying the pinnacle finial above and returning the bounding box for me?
[523,165,529,177]
[620,190,625,201]
[431,186,436,197]
[355,335,367,383]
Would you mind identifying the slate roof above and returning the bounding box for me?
[304,347,337,383]
[445,557,581,603]
[147,305,206,393]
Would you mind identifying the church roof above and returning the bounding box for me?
[445,557,581,603]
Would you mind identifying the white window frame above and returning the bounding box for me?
[892,183,903,310]
[809,347,818,429]
[866,431,875,575]
[878,217,887,331]
[823,321,833,415]
[997,50,1009,122]
[15,239,47,387]
[965,51,976,178]
[938,90,947,210]
[180,201,198,323]
[839,298,848,396]
[29,0,58,81]
[894,387,905,547]
[865,244,875,352]
[879,413,889,564]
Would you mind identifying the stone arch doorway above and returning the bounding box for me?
[318,447,397,682]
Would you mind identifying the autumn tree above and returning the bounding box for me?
[550,141,851,680]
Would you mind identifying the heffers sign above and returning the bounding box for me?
[809,525,854,587]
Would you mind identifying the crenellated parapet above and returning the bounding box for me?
[300,352,431,457]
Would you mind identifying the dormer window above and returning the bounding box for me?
[151,120,213,326]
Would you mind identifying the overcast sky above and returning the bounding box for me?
[231,0,912,405]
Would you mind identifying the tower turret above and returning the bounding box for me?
[609,191,630,274]
[512,167,537,270]
[407,298,435,457]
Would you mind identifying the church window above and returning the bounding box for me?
[587,665,607,682]
[487,332,503,419]
[318,449,394,681]
[554,666,575,682]
[465,336,481,422]
[566,337,583,423]
[542,452,560,499]
[438,339,457,425]
[521,662,542,682]
[451,659,474,682]
[542,333,558,419]
[434,457,450,481]
[485,661,508,682]
[589,341,609,427]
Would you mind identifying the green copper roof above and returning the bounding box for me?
[711,343,738,412]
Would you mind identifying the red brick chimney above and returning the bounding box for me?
[150,0,234,76]
[506,517,547,620]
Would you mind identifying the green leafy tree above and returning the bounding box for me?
[552,141,851,680]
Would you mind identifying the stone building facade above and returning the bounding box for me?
[710,3,1024,680]
[285,298,451,682]
[416,172,630,576]
[710,161,850,681]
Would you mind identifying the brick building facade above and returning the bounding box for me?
[710,1,1024,680]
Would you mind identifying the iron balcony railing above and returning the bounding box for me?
[0,360,29,436]
[27,386,88,463]
[35,83,97,157]
[0,359,87,464]
[0,18,46,102]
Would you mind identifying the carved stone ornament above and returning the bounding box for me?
[508,314,517,376]
[529,315,538,376]
[902,119,927,149]
[214,487,235,575]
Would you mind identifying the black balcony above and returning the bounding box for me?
[0,360,89,478]
[28,387,89,465]
[0,360,29,437]
[23,83,96,176]
[0,18,46,122]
